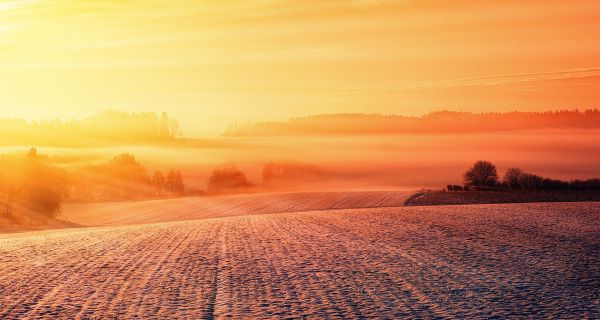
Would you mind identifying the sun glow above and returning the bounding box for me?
[0,1,599,135]
[0,1,24,11]
[0,3,599,319]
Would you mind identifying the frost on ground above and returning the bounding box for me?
[59,191,411,227]
[0,201,599,319]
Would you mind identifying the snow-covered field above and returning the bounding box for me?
[1,193,598,318]
[59,191,411,226]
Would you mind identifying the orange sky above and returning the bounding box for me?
[1,0,600,135]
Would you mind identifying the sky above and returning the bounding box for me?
[1,0,600,136]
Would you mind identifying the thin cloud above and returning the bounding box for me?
[326,68,600,96]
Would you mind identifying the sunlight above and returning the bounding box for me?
[0,0,37,33]
[0,2,598,318]
[0,1,599,135]
[0,2,19,11]
[0,0,33,11]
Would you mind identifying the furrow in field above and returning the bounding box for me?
[0,201,598,318]
[59,191,411,227]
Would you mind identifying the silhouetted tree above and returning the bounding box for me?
[541,178,569,190]
[520,173,544,191]
[500,166,600,191]
[464,160,498,187]
[570,179,600,191]
[503,168,524,189]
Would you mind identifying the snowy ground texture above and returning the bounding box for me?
[1,194,599,319]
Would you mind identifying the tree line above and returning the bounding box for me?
[223,109,600,136]
[0,149,186,223]
[454,160,600,191]
[0,111,182,147]
[71,153,185,201]
[0,148,327,223]
[206,161,327,193]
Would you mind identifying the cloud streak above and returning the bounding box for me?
[326,68,600,96]
[1,1,600,134]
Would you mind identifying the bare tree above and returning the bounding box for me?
[463,160,498,187]
[520,173,544,191]
[503,168,524,188]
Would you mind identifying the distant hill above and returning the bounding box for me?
[0,111,182,147]
[222,109,600,136]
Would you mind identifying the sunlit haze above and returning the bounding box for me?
[1,0,600,135]
[1,2,600,318]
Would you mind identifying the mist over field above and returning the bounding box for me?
[1,1,600,318]
[3,127,597,191]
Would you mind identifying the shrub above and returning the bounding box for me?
[207,163,250,193]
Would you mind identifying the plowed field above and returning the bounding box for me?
[1,194,598,318]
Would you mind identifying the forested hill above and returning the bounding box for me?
[0,111,182,147]
[223,109,600,136]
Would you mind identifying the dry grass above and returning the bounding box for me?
[0,193,598,318]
